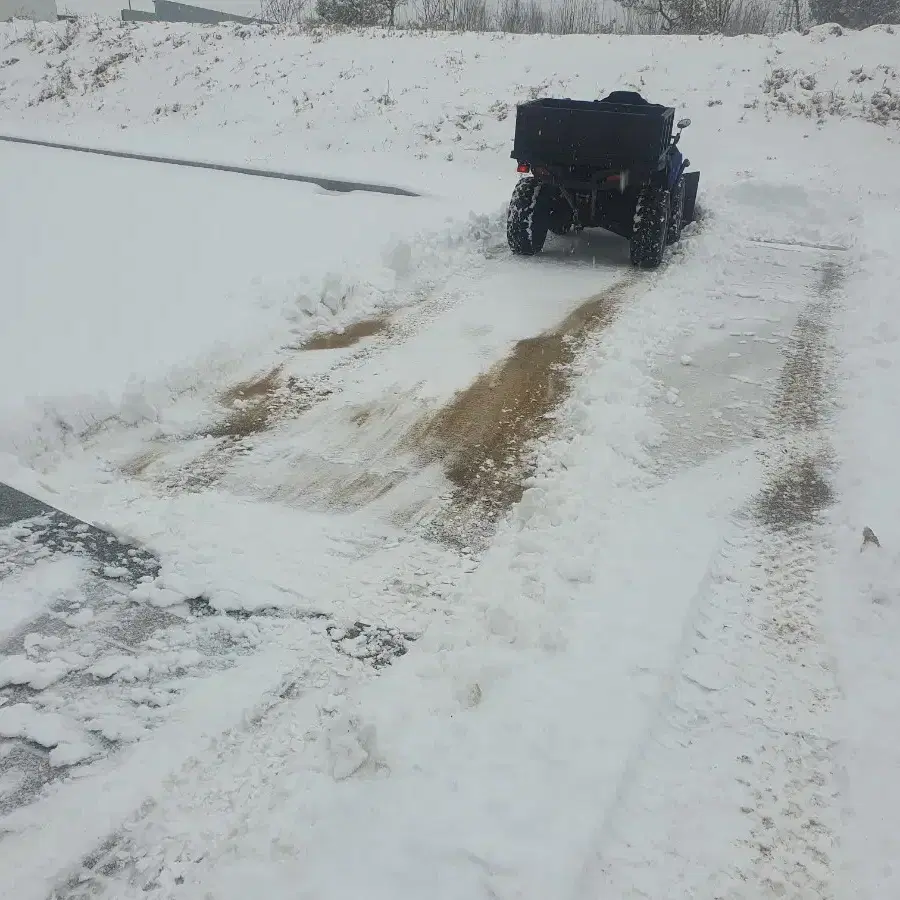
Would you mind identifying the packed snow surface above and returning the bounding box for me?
[2,17,900,900]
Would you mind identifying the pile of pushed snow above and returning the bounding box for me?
[0,202,503,466]
[761,24,900,126]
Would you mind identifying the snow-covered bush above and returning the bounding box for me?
[762,61,900,125]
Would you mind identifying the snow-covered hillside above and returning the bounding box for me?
[1,18,898,182]
[2,18,900,900]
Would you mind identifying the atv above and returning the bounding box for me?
[506,90,700,269]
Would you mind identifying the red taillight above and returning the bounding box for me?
[606,174,621,182]
[517,163,530,173]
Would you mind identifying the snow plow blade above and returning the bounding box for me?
[683,170,700,225]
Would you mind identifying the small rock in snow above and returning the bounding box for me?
[680,355,694,366]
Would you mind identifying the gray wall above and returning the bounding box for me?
[120,8,156,20]
[152,0,260,23]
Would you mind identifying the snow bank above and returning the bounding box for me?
[2,19,899,187]
[0,130,502,464]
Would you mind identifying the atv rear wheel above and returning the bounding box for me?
[666,176,686,245]
[630,184,670,270]
[508,177,552,256]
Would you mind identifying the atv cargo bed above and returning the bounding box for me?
[511,98,675,172]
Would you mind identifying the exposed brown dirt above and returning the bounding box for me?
[209,366,285,438]
[301,318,388,351]
[120,448,163,478]
[153,368,332,492]
[206,366,332,440]
[409,278,632,545]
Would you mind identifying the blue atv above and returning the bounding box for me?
[507,90,700,269]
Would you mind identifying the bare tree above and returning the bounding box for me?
[453,0,490,30]
[619,0,773,33]
[316,0,386,24]
[809,0,899,27]
[382,0,406,24]
[409,0,487,29]
[495,0,546,32]
[260,0,309,23]
[551,0,605,33]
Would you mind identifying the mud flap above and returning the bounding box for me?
[682,170,700,225]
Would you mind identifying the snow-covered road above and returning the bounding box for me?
[3,18,900,900]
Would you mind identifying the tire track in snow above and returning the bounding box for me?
[581,256,845,899]
[647,239,838,478]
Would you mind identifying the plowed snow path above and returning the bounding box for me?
[0,174,859,900]
[1,206,644,900]
[582,257,848,899]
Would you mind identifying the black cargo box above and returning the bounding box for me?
[511,98,675,172]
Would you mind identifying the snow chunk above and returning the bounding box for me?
[49,741,97,768]
[0,655,73,690]
[130,581,187,608]
[89,650,204,682]
[64,608,94,627]
[0,556,87,642]
[23,633,63,653]
[88,655,133,679]
[0,703,81,749]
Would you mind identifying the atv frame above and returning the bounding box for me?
[507,95,700,268]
